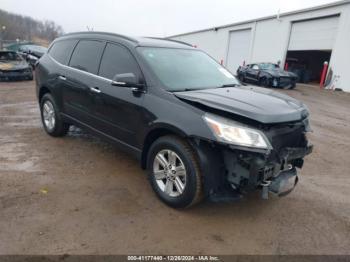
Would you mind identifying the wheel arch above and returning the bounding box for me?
[38,86,51,103]
[140,125,188,169]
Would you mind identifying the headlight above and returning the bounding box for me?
[203,113,272,149]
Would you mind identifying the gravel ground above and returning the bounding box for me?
[0,80,349,255]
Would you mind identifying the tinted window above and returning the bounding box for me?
[49,40,78,65]
[69,40,105,74]
[259,63,279,70]
[99,43,141,80]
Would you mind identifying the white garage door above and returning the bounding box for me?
[288,16,339,51]
[226,29,251,73]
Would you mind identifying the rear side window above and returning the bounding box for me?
[49,40,78,65]
[99,43,141,80]
[69,40,105,74]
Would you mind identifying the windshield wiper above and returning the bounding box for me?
[219,83,241,88]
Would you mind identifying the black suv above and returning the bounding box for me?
[35,32,313,208]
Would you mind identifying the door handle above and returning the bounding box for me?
[58,75,66,81]
[90,87,101,94]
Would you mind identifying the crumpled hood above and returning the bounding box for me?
[0,60,29,71]
[264,68,297,78]
[174,85,309,124]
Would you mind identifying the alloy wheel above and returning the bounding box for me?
[42,100,56,131]
[153,149,187,197]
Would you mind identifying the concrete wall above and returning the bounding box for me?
[171,3,350,92]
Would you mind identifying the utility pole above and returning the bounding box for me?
[0,25,6,50]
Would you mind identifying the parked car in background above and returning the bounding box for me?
[0,51,33,81]
[18,45,48,69]
[35,32,312,208]
[237,63,298,89]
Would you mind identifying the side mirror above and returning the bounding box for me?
[111,73,143,88]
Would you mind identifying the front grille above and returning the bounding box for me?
[269,125,305,153]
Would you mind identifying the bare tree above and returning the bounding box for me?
[0,9,64,42]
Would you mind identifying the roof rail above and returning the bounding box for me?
[145,37,193,47]
[61,31,138,43]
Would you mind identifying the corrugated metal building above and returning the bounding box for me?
[170,0,350,91]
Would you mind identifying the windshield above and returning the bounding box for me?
[259,63,279,70]
[138,47,239,91]
[0,52,23,61]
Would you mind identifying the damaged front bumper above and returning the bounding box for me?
[191,136,313,202]
[266,167,298,198]
[224,143,313,200]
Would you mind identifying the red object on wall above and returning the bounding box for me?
[284,62,289,71]
[220,59,224,65]
[320,61,329,89]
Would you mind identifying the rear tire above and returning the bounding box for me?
[40,93,69,137]
[147,135,203,208]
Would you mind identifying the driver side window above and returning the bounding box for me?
[98,43,142,81]
[252,64,259,70]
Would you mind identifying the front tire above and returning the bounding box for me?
[288,82,296,89]
[40,93,69,137]
[147,135,203,208]
[259,77,269,87]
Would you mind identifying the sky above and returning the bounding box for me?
[0,0,339,37]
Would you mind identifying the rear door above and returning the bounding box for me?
[63,40,105,125]
[45,39,78,109]
[90,42,145,147]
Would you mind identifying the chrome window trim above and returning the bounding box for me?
[48,50,147,89]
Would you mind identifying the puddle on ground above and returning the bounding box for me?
[0,101,40,129]
[0,136,42,173]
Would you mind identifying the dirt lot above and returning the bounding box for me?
[0,80,350,255]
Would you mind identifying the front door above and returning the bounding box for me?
[246,64,260,83]
[90,42,145,148]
